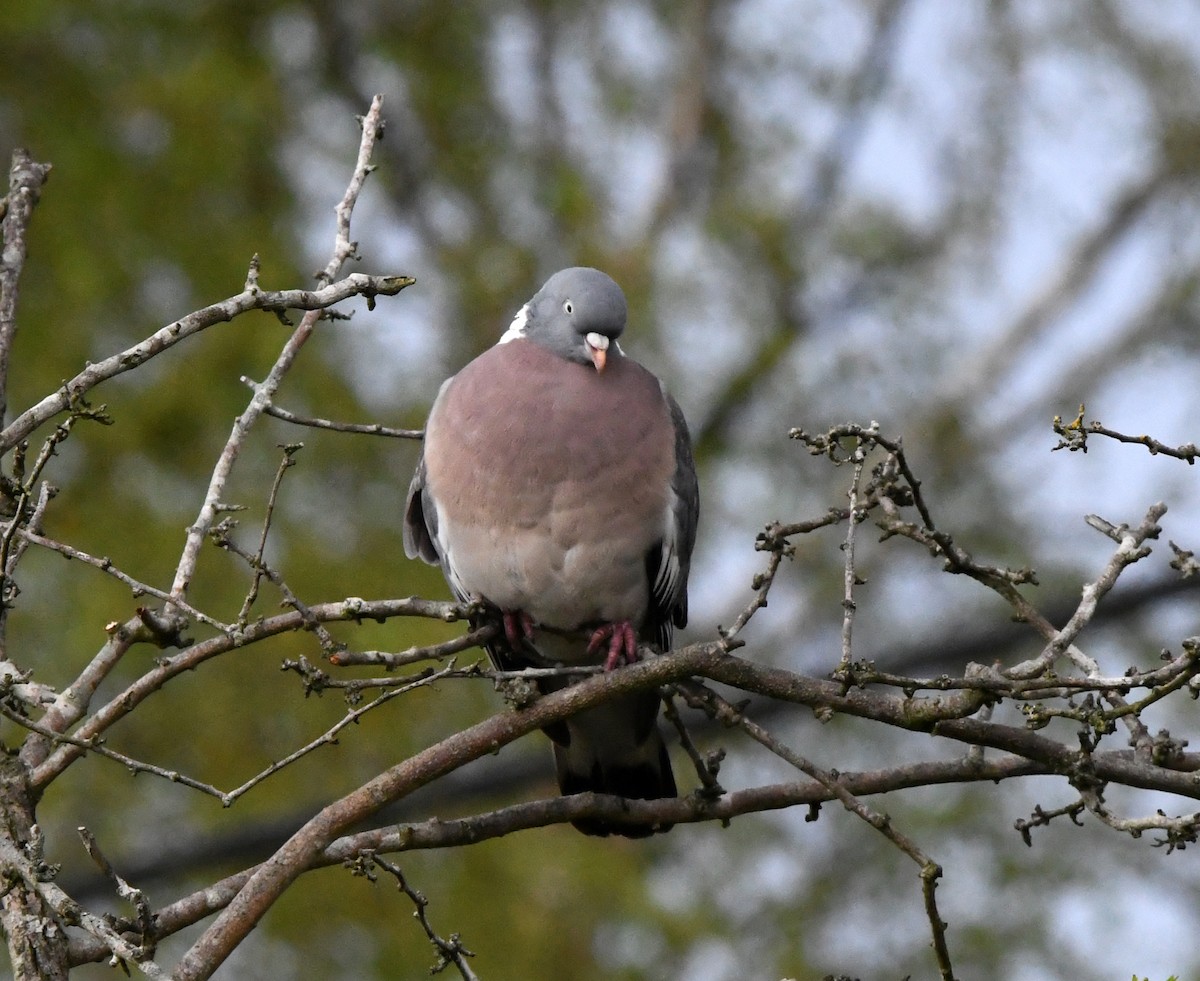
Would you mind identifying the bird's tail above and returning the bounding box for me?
[552,692,677,838]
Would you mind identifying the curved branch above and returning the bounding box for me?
[57,622,1200,974]
[70,752,1047,967]
[28,595,466,788]
[167,96,396,608]
[168,627,1200,979]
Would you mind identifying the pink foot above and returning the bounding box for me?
[502,610,536,652]
[587,620,639,671]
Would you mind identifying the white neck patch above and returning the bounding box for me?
[498,304,529,344]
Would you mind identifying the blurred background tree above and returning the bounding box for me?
[4,1,1200,978]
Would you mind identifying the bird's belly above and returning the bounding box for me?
[423,348,673,639]
[442,520,650,631]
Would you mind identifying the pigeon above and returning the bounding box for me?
[404,267,699,837]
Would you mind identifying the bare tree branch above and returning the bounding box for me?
[0,824,164,978]
[0,150,52,427]
[11,528,230,631]
[68,750,1052,968]
[1053,405,1200,463]
[350,854,480,981]
[252,389,423,439]
[26,595,467,787]
[7,29,1200,973]
[167,96,394,614]
[0,272,411,457]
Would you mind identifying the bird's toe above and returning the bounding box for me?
[501,609,536,652]
[587,620,639,670]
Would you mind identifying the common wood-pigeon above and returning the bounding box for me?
[404,267,699,837]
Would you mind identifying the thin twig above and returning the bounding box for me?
[248,386,422,439]
[0,700,227,800]
[0,273,412,456]
[1007,503,1165,680]
[351,853,479,981]
[676,677,956,976]
[721,541,787,646]
[236,443,303,626]
[1014,798,1087,846]
[168,97,392,615]
[3,478,55,578]
[287,656,598,698]
[838,441,867,668]
[1052,406,1200,463]
[212,523,341,655]
[837,647,1200,700]
[78,826,156,950]
[221,664,458,806]
[1078,791,1200,851]
[329,624,497,668]
[662,689,725,797]
[12,527,231,631]
[728,702,955,979]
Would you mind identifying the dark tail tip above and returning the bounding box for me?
[556,739,677,838]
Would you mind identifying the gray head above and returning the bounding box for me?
[500,267,627,371]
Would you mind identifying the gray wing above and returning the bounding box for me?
[645,390,699,650]
[402,453,441,565]
[402,439,474,609]
[404,378,459,576]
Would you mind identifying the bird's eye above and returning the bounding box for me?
[564,301,574,315]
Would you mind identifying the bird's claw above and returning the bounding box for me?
[587,620,639,671]
[501,609,536,652]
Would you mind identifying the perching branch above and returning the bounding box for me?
[38,408,1200,978]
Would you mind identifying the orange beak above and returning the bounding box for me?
[585,331,609,372]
